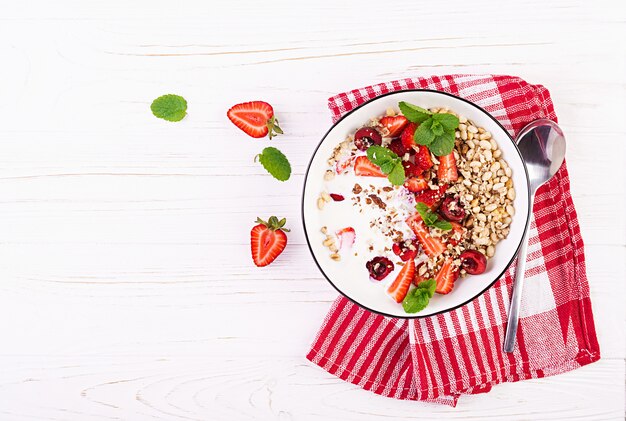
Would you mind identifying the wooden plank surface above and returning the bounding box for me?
[0,0,624,419]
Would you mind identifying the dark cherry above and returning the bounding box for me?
[388,139,407,156]
[330,193,345,201]
[439,195,466,222]
[366,256,394,281]
[460,250,487,275]
[392,240,417,262]
[354,127,382,151]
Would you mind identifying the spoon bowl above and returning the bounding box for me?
[503,118,566,352]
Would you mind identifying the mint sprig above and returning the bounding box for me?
[416,202,452,231]
[366,145,405,186]
[399,101,459,156]
[402,278,437,313]
[151,94,187,122]
[255,147,291,181]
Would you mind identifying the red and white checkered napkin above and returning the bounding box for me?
[306,75,600,406]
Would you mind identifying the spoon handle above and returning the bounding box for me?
[503,213,532,353]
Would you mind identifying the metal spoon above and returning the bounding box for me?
[503,119,566,353]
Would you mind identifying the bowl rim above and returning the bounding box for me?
[301,89,531,319]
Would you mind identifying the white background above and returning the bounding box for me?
[0,1,624,420]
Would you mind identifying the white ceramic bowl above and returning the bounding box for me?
[302,90,530,318]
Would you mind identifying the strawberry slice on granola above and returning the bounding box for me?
[380,115,408,137]
[387,259,415,303]
[354,156,385,177]
[437,152,458,182]
[435,258,459,294]
[405,214,446,258]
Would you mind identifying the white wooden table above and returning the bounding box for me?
[1,1,624,419]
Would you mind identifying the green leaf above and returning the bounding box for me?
[433,219,453,231]
[415,202,432,220]
[431,120,444,136]
[150,94,187,122]
[387,162,406,186]
[379,161,396,174]
[413,119,435,145]
[256,147,291,181]
[367,145,398,166]
[429,130,456,156]
[432,113,459,131]
[399,102,432,123]
[402,278,437,313]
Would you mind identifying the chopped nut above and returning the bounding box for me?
[324,170,335,181]
[320,226,327,234]
[317,198,325,210]
[507,188,516,200]
[321,192,331,203]
[330,253,341,261]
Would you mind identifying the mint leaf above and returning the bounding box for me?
[413,119,435,145]
[399,102,432,123]
[431,120,444,136]
[432,113,459,131]
[388,162,405,186]
[256,147,291,181]
[367,145,398,165]
[416,201,452,230]
[150,94,187,122]
[429,130,456,156]
[402,278,437,313]
[367,145,405,186]
[433,219,452,231]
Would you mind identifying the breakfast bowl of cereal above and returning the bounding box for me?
[302,90,530,318]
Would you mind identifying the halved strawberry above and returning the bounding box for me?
[400,123,418,149]
[446,221,467,246]
[405,214,446,258]
[227,101,282,139]
[387,259,415,303]
[413,184,448,210]
[414,145,433,172]
[437,152,458,182]
[251,216,289,267]
[435,258,459,294]
[404,176,428,193]
[354,156,385,177]
[380,115,409,137]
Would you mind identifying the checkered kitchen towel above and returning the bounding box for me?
[306,75,600,406]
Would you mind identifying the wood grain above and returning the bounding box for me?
[0,0,624,419]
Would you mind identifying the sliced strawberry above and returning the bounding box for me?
[380,115,409,137]
[336,227,355,249]
[402,161,421,177]
[414,145,433,172]
[336,156,355,174]
[227,101,282,139]
[437,152,458,182]
[413,184,448,210]
[400,123,418,149]
[388,139,408,156]
[354,156,385,177]
[250,216,289,267]
[447,221,467,246]
[406,214,446,258]
[387,259,415,303]
[404,176,428,193]
[435,258,459,294]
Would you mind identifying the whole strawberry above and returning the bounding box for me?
[250,216,289,267]
[227,101,283,139]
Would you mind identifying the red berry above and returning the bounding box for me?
[460,250,487,275]
[330,193,345,201]
[392,240,417,261]
[354,127,382,151]
[400,123,417,149]
[388,139,407,156]
[439,195,466,222]
[366,256,394,281]
[414,145,433,172]
[402,161,421,177]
